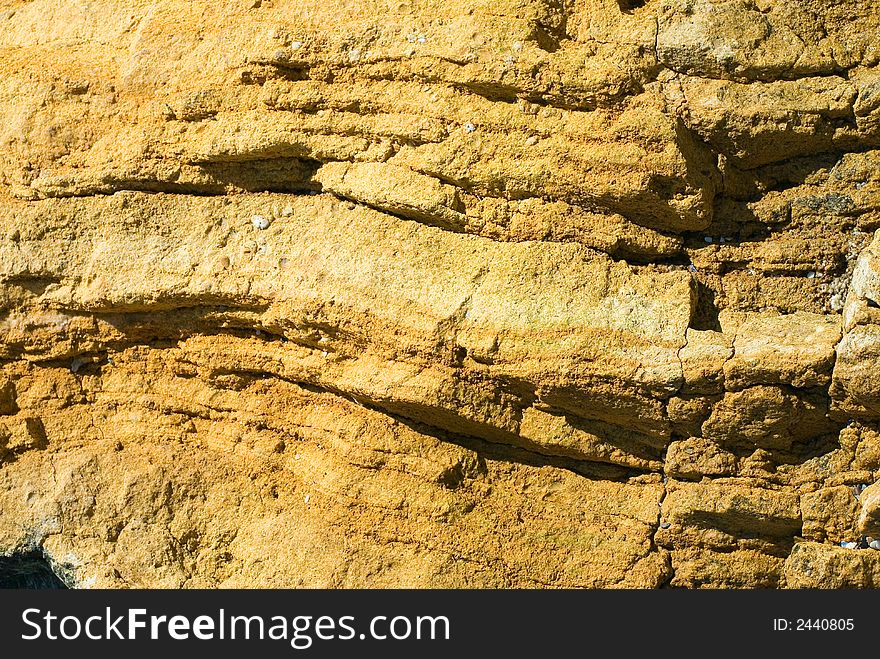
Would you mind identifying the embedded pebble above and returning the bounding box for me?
[704,236,712,243]
[463,122,476,133]
[524,135,538,146]
[251,215,271,230]
[659,521,671,529]
[348,49,361,62]
[871,540,880,550]
[840,541,857,549]
[687,264,697,273]
[805,271,817,279]
[290,41,302,50]
[417,34,426,44]
[512,41,522,51]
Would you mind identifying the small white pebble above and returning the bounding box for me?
[406,33,417,43]
[659,521,671,529]
[747,268,756,275]
[304,494,310,504]
[348,48,361,62]
[251,215,270,230]
[718,237,725,244]
[687,264,697,273]
[282,205,293,216]
[841,541,857,549]
[704,236,712,243]
[322,350,328,357]
[290,41,302,50]
[255,329,262,337]
[524,135,538,146]
[871,540,880,550]
[806,270,817,279]
[512,41,522,51]
[417,34,426,44]
[463,122,476,133]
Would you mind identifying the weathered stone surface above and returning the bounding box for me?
[833,231,880,419]
[0,354,669,588]
[1,0,880,589]
[701,386,836,452]
[801,486,860,545]
[857,482,880,539]
[665,438,737,481]
[669,548,785,589]
[723,312,841,390]
[785,542,880,589]
[657,480,802,554]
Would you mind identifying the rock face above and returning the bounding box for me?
[1,0,880,588]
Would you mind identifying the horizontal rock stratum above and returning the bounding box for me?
[1,0,880,588]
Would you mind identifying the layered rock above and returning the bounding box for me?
[1,0,880,588]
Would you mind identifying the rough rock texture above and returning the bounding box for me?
[2,0,880,588]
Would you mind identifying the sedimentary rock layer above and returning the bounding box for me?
[1,0,880,587]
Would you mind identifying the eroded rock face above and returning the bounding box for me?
[1,0,880,588]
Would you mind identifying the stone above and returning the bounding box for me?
[857,482,880,538]
[785,542,880,589]
[801,486,861,544]
[0,0,879,589]
[723,312,841,390]
[664,438,738,481]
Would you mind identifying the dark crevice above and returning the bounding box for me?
[688,278,722,331]
[0,552,67,589]
[617,0,646,13]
